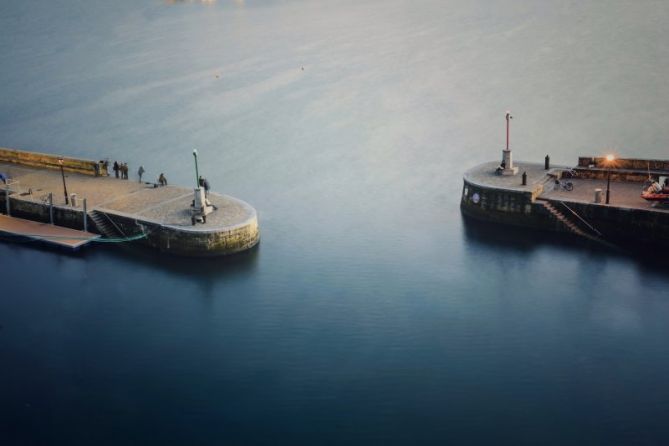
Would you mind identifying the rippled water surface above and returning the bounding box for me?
[1,1,669,444]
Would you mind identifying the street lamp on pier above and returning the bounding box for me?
[58,158,69,205]
[193,149,200,188]
[605,154,615,204]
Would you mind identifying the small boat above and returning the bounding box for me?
[641,180,669,203]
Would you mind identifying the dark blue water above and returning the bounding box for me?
[2,1,669,444]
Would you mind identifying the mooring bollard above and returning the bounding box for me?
[594,188,602,203]
[49,193,54,224]
[545,154,550,170]
[522,171,527,185]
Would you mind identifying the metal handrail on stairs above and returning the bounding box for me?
[92,210,127,238]
[555,201,603,238]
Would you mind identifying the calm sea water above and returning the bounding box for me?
[2,1,669,444]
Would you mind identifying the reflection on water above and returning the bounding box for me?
[2,0,669,444]
[462,214,669,277]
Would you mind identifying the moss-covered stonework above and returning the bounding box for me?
[0,147,106,176]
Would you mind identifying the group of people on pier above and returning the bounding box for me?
[111,160,168,187]
[112,161,130,180]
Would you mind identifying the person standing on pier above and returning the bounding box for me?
[113,161,119,178]
[203,177,210,197]
[138,165,145,183]
[198,176,211,197]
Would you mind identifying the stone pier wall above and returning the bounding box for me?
[557,201,669,246]
[1,192,260,256]
[2,192,88,230]
[460,179,547,228]
[460,178,669,247]
[96,211,260,256]
[0,147,107,176]
[575,157,669,182]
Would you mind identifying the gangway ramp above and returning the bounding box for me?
[0,214,100,251]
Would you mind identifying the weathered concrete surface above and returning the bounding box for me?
[1,161,259,256]
[0,214,100,250]
[463,161,555,194]
[541,178,669,213]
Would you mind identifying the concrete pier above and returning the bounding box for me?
[461,159,669,247]
[1,156,259,256]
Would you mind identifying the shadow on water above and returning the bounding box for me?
[461,214,669,275]
[0,233,260,292]
[86,241,262,299]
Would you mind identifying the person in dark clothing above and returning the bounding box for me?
[158,173,167,186]
[198,176,211,196]
[203,178,210,197]
[138,165,145,183]
[113,161,119,178]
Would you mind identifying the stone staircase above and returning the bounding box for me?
[541,201,601,242]
[88,210,122,238]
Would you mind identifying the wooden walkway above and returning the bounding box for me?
[0,214,100,250]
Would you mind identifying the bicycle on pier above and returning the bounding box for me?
[554,178,574,192]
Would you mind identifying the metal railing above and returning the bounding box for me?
[557,201,603,238]
[94,210,128,238]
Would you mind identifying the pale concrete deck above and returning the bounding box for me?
[0,214,100,249]
[463,161,566,194]
[540,177,669,213]
[1,162,256,230]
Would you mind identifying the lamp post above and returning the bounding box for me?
[58,158,69,205]
[193,149,200,189]
[605,154,615,204]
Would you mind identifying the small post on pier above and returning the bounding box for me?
[5,183,9,216]
[83,198,88,232]
[605,154,615,204]
[58,158,69,205]
[49,193,54,224]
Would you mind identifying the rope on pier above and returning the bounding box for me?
[92,232,148,243]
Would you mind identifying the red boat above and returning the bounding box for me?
[641,180,669,202]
